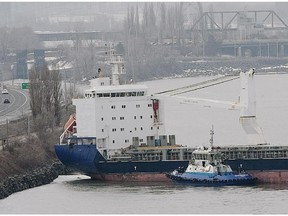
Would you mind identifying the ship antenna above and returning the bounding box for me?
[210,125,214,148]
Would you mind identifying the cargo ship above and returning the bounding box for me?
[54,50,288,183]
[55,51,193,182]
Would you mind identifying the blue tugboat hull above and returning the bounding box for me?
[166,173,257,186]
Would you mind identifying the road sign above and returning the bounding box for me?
[21,83,30,89]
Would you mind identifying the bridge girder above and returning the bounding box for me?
[187,10,288,32]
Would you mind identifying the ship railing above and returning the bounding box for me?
[110,155,132,161]
[109,55,124,64]
[59,130,67,144]
[59,130,76,144]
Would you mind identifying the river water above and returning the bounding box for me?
[1,174,288,214]
[1,73,288,214]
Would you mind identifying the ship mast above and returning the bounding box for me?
[107,44,125,85]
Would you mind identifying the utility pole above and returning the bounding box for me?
[64,69,68,110]
[27,114,30,137]
[6,118,9,147]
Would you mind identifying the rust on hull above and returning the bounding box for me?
[90,173,172,182]
[249,170,288,184]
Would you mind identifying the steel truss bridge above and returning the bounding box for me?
[188,10,288,32]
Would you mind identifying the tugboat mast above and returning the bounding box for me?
[210,125,214,149]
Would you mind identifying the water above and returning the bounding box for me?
[1,73,288,214]
[1,175,288,214]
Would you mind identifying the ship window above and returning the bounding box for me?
[112,117,116,120]
[134,116,136,119]
[112,140,115,143]
[97,93,103,97]
[111,93,116,97]
[112,128,116,132]
[139,139,143,142]
[125,139,129,143]
[136,104,140,108]
[120,117,124,120]
[140,116,142,119]
[135,127,137,131]
[151,127,153,130]
[102,129,104,132]
[141,127,143,130]
[101,82,104,86]
[103,93,110,97]
[150,115,153,118]
[120,128,124,131]
[131,92,136,96]
[111,105,116,109]
[120,92,125,97]
[101,117,104,121]
[148,104,152,107]
[266,152,271,158]
[122,105,126,108]
[137,91,144,96]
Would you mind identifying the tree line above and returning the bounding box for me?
[122,3,189,81]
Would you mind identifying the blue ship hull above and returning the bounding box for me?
[226,159,288,171]
[54,144,189,181]
[54,144,288,183]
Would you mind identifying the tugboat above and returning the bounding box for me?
[166,127,257,186]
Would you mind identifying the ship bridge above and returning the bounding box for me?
[84,84,148,99]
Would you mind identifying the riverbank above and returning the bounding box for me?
[0,161,71,199]
[0,106,75,199]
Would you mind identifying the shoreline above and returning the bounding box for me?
[0,162,71,199]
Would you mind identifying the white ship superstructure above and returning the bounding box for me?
[72,53,168,158]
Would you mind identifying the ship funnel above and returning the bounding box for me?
[239,68,266,145]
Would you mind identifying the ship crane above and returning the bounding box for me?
[155,69,267,145]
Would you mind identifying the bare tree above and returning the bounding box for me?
[29,64,62,138]
[175,3,185,48]
[0,27,9,62]
[167,6,176,46]
[29,67,43,118]
[51,67,62,126]
[159,3,166,43]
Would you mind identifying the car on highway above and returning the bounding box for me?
[3,98,10,104]
[2,89,8,94]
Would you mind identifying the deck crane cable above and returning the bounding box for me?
[156,75,239,96]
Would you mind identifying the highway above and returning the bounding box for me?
[0,87,30,124]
